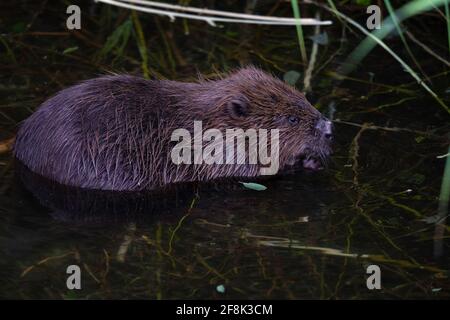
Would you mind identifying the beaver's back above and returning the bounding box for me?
[14,67,333,192]
[14,75,168,191]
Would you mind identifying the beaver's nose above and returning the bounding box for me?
[315,118,334,141]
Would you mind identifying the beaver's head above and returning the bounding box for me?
[216,67,334,172]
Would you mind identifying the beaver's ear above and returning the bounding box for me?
[227,96,248,119]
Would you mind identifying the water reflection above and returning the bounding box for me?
[15,158,334,224]
[15,160,203,224]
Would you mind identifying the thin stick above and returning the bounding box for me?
[96,0,332,26]
[122,0,328,23]
[116,223,136,263]
[405,30,450,67]
[166,196,197,255]
[445,0,450,53]
[434,145,450,258]
[304,12,321,92]
[333,119,438,136]
[384,0,431,83]
[0,137,14,154]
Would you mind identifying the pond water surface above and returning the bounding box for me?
[0,0,449,299]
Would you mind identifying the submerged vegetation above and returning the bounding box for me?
[0,0,449,299]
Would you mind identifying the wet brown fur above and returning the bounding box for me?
[14,67,332,191]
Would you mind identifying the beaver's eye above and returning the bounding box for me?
[288,116,299,125]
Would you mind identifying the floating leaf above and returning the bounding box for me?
[298,216,309,223]
[309,32,329,45]
[415,136,425,143]
[420,214,447,224]
[239,182,267,191]
[216,284,225,293]
[283,70,301,86]
[62,46,79,55]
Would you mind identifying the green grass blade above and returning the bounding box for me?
[445,0,450,53]
[326,0,343,24]
[384,0,428,80]
[131,10,150,79]
[342,0,448,74]
[291,0,308,65]
[320,0,449,114]
[438,146,450,217]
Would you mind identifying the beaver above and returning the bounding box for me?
[14,67,333,191]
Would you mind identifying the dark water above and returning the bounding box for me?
[0,1,449,299]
